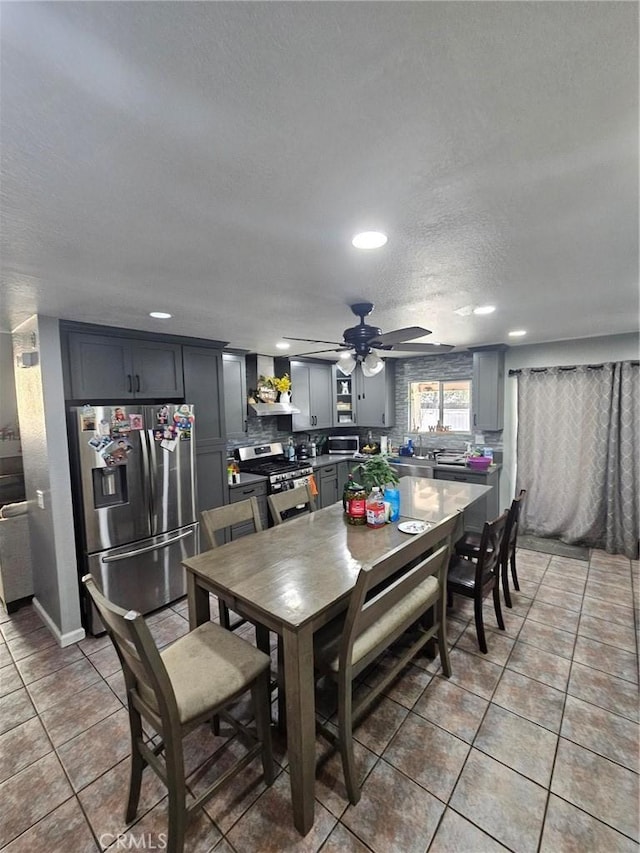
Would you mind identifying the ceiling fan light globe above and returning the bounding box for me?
[338,354,357,375]
[361,352,384,377]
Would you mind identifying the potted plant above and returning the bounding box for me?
[352,454,399,493]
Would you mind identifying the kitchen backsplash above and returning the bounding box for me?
[227,351,503,456]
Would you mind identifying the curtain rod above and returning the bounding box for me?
[508,361,639,376]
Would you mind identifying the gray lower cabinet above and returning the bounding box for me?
[195,443,228,525]
[68,332,184,400]
[291,361,333,431]
[228,481,268,538]
[317,463,340,509]
[433,467,500,532]
[222,352,248,439]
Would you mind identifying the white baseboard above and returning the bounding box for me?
[32,597,86,647]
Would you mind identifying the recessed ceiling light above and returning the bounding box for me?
[473,305,496,315]
[352,231,388,249]
[275,341,290,350]
[149,311,172,319]
[453,305,474,316]
[508,329,527,337]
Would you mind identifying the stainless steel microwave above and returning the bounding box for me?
[327,435,360,455]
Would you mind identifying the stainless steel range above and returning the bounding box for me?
[237,443,313,495]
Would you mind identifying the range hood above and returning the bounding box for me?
[246,354,300,416]
[248,400,300,416]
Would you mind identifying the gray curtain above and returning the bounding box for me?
[515,361,639,558]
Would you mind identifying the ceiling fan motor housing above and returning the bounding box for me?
[343,323,382,356]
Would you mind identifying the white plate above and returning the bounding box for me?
[398,521,430,535]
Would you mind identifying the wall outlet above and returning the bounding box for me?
[36,489,45,509]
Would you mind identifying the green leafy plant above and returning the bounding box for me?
[353,454,399,492]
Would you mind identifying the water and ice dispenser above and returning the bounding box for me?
[92,465,128,508]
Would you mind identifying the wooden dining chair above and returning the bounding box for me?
[268,483,316,525]
[447,510,509,653]
[313,512,460,805]
[82,574,274,853]
[200,499,268,648]
[455,489,527,608]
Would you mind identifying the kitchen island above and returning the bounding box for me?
[184,476,491,835]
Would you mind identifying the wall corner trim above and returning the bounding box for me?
[32,597,85,648]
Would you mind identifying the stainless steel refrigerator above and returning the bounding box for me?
[69,404,199,634]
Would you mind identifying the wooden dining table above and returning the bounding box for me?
[183,476,491,834]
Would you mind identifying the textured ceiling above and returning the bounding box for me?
[1,2,638,357]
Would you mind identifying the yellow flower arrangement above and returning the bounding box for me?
[273,374,291,394]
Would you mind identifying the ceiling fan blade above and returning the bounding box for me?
[369,326,431,346]
[383,342,455,353]
[283,336,346,346]
[290,347,348,357]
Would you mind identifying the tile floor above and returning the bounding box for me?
[1,547,638,852]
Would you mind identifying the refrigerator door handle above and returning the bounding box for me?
[101,529,194,563]
[139,427,155,534]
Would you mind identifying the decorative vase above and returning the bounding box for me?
[279,391,291,404]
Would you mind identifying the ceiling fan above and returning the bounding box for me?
[284,302,454,376]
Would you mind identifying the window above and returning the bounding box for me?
[409,379,471,433]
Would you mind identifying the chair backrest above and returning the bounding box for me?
[201,497,263,548]
[339,511,460,678]
[82,574,179,732]
[504,489,526,558]
[475,510,509,588]
[268,484,316,525]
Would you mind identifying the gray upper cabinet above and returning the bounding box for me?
[472,349,505,431]
[222,352,248,439]
[68,333,183,400]
[291,361,333,431]
[183,346,225,442]
[354,361,395,427]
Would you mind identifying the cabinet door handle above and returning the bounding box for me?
[473,414,477,426]
[135,374,141,393]
[382,413,385,425]
[126,374,132,393]
[244,419,248,433]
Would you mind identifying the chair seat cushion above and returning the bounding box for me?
[448,554,493,591]
[314,575,439,673]
[160,622,271,725]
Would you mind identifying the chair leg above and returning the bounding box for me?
[510,550,520,591]
[338,680,360,805]
[252,671,275,785]
[255,623,270,655]
[218,598,231,630]
[474,596,488,654]
[276,639,286,732]
[436,601,452,678]
[501,558,513,609]
[164,732,187,853]
[493,584,505,631]
[125,704,145,823]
